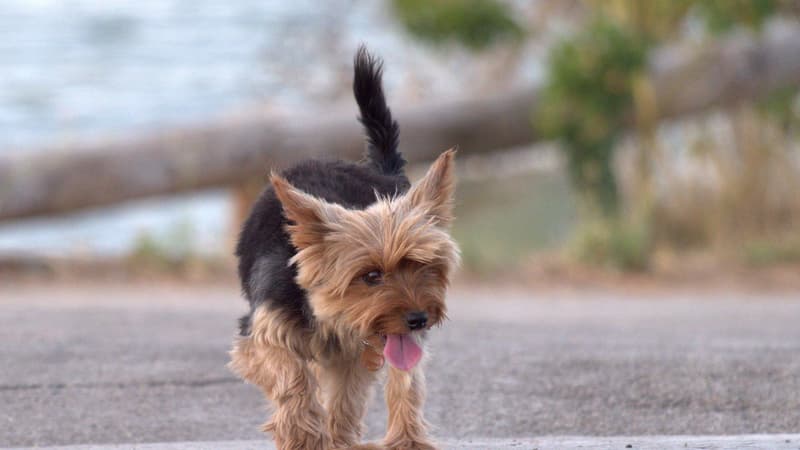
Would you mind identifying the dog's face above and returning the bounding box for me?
[271,150,459,348]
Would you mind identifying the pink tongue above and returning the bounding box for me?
[384,334,422,371]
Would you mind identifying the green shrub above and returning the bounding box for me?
[129,221,197,271]
[570,218,652,271]
[693,0,780,33]
[537,18,648,217]
[392,0,523,50]
[452,170,578,274]
[742,236,800,266]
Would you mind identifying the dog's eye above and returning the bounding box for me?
[361,270,383,286]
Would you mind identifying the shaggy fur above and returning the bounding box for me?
[230,46,459,450]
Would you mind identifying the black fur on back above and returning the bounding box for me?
[235,48,410,336]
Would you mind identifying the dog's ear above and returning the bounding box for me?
[405,148,457,226]
[271,174,345,249]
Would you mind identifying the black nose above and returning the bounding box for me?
[405,311,428,331]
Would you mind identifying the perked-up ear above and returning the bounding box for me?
[271,174,345,249]
[405,148,457,226]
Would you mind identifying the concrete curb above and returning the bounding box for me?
[8,435,800,450]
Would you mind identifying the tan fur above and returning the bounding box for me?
[229,326,330,450]
[384,367,435,450]
[230,150,459,450]
[317,357,377,447]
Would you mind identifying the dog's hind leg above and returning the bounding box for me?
[229,309,330,450]
[382,367,436,450]
[317,357,378,449]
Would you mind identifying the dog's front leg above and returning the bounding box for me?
[229,336,330,450]
[318,358,379,449]
[383,367,436,450]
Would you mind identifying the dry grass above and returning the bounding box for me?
[618,104,800,266]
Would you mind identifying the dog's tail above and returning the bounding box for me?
[353,45,405,176]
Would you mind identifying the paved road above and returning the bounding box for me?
[1,281,799,448]
[9,435,800,450]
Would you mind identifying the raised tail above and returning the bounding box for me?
[353,45,406,176]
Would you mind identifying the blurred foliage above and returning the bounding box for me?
[129,221,196,271]
[535,0,795,270]
[537,0,790,221]
[653,105,800,252]
[570,217,652,271]
[128,221,228,277]
[758,85,800,129]
[392,0,523,50]
[537,18,647,217]
[742,235,800,266]
[693,0,781,33]
[452,170,577,274]
[592,0,786,39]
[586,0,694,43]
[393,0,800,272]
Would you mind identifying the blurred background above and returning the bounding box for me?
[1,0,800,285]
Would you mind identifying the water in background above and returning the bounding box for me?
[0,0,543,257]
[3,0,387,149]
[0,0,429,257]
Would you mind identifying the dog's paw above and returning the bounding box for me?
[275,434,330,450]
[383,439,437,450]
[268,423,330,450]
[335,443,385,450]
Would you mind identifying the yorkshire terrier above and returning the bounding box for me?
[229,46,459,450]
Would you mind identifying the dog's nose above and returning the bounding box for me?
[405,311,428,331]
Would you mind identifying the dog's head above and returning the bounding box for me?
[271,150,459,368]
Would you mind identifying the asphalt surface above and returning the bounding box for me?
[2,281,799,448]
[9,435,800,450]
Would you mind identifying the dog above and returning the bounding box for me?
[229,46,459,450]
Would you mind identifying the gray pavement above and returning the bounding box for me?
[1,282,800,448]
[9,435,800,449]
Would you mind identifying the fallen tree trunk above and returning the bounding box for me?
[2,25,800,221]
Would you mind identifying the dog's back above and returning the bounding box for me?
[235,47,410,335]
